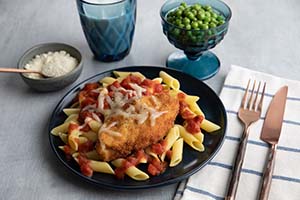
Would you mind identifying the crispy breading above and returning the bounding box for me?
[96,91,179,161]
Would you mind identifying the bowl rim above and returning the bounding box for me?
[160,0,232,32]
[18,42,83,82]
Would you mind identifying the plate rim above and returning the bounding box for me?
[48,65,227,190]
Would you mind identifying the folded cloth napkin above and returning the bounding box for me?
[174,65,300,200]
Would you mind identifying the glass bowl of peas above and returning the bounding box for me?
[160,0,231,80]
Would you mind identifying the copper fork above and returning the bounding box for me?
[225,80,266,200]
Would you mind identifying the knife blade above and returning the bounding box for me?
[260,86,288,144]
[259,86,288,200]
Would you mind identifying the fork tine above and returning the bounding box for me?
[252,81,261,111]
[257,82,266,111]
[247,80,256,110]
[241,79,251,109]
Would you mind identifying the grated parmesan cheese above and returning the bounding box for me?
[24,50,78,79]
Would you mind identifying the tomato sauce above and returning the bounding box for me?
[78,140,94,153]
[185,115,204,134]
[78,154,93,177]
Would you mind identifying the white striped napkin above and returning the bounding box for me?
[174,65,300,200]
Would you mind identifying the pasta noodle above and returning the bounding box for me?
[200,119,221,132]
[159,71,180,90]
[176,125,205,152]
[170,138,183,167]
[160,126,180,161]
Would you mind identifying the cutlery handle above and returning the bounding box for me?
[225,127,250,200]
[259,144,277,200]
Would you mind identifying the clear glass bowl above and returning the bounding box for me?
[160,0,232,80]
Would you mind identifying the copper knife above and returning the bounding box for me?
[259,86,288,200]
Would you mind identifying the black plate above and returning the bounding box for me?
[49,66,227,190]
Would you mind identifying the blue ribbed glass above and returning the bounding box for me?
[77,0,136,62]
[160,0,231,80]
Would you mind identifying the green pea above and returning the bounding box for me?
[187,12,195,20]
[211,12,218,19]
[190,36,197,43]
[197,13,205,20]
[204,5,212,11]
[191,21,199,29]
[192,9,197,15]
[179,23,185,28]
[194,3,202,10]
[180,2,187,8]
[200,24,209,30]
[176,10,183,17]
[205,12,211,18]
[183,17,190,25]
[217,15,224,21]
[178,5,185,10]
[203,16,211,23]
[219,20,225,25]
[185,24,192,30]
[209,23,217,28]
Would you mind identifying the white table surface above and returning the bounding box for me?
[0,0,299,199]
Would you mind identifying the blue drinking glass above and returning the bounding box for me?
[160,0,231,80]
[76,0,136,62]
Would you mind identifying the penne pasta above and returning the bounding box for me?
[194,132,204,143]
[51,121,76,136]
[81,131,98,142]
[189,102,205,117]
[89,160,115,174]
[73,153,114,174]
[85,150,101,160]
[152,77,163,83]
[87,120,101,133]
[145,147,159,160]
[113,71,146,80]
[170,138,183,167]
[99,76,117,85]
[112,159,149,181]
[68,128,81,151]
[159,71,180,90]
[176,125,205,152]
[58,132,68,144]
[63,108,80,116]
[185,95,200,104]
[200,119,221,132]
[64,114,79,123]
[161,126,180,161]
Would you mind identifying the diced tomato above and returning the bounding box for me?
[80,97,96,109]
[177,92,186,101]
[107,81,121,91]
[114,160,133,179]
[83,82,100,91]
[68,123,79,134]
[141,78,153,87]
[179,101,196,119]
[63,145,73,161]
[87,90,99,99]
[120,76,132,90]
[129,75,142,85]
[108,91,114,98]
[185,116,204,134]
[136,150,147,163]
[78,140,94,153]
[153,83,163,93]
[78,110,93,123]
[151,143,165,155]
[148,164,159,176]
[78,155,93,177]
[147,159,167,176]
[127,156,138,166]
